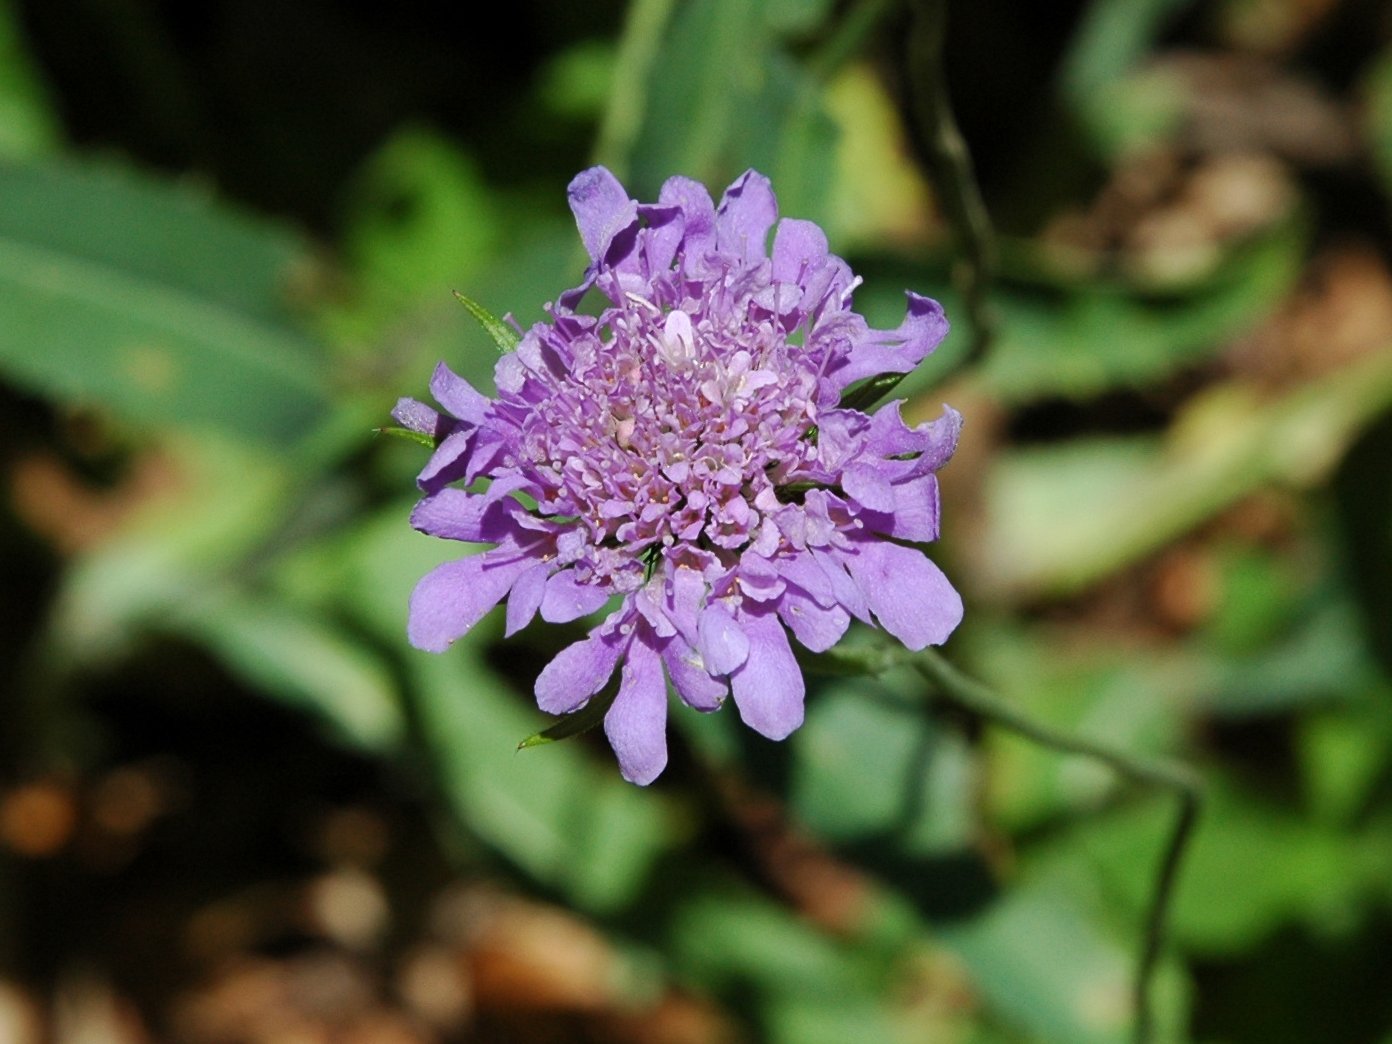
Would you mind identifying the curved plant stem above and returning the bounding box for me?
[905,0,998,369]
[821,641,1202,1044]
[913,649,1201,1044]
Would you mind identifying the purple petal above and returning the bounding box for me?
[774,551,837,607]
[893,291,950,363]
[540,570,611,623]
[777,586,850,652]
[827,293,950,391]
[505,563,550,637]
[417,429,473,491]
[410,486,532,544]
[865,401,961,464]
[604,639,668,785]
[568,166,638,264]
[864,473,939,542]
[716,170,777,263]
[635,202,685,274]
[391,397,445,436]
[659,176,717,270]
[408,551,535,652]
[660,175,716,232]
[809,546,872,623]
[841,463,895,512]
[663,565,706,645]
[429,362,491,425]
[534,625,626,714]
[771,218,828,284]
[842,541,962,650]
[729,611,804,740]
[697,603,750,675]
[661,638,727,711]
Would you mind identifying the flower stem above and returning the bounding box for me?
[905,0,998,369]
[911,649,1201,1044]
[821,641,1202,1044]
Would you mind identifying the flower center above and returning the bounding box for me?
[517,299,819,584]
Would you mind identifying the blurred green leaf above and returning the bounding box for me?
[965,624,1185,830]
[1070,782,1387,955]
[761,0,834,37]
[0,0,60,159]
[792,680,975,852]
[726,50,839,221]
[823,64,936,250]
[1333,409,1392,681]
[1205,542,1302,654]
[177,594,405,752]
[42,434,409,753]
[536,39,616,121]
[628,0,760,192]
[49,435,300,660]
[1298,695,1392,825]
[1198,599,1375,717]
[341,128,500,301]
[408,637,672,912]
[668,887,894,1040]
[936,878,1139,1044]
[0,158,331,442]
[627,0,837,219]
[981,345,1392,598]
[1365,48,1392,209]
[1060,0,1195,156]
[982,220,1305,403]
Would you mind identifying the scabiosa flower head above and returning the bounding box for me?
[396,167,963,784]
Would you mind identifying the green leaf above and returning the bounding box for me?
[980,344,1392,598]
[518,687,618,748]
[936,880,1140,1044]
[49,435,302,660]
[761,0,834,37]
[1333,408,1392,681]
[452,290,520,352]
[408,639,672,912]
[0,158,331,442]
[1068,783,1373,955]
[727,50,839,222]
[374,425,437,448]
[983,220,1306,403]
[1059,0,1196,157]
[176,594,405,752]
[341,128,499,299]
[668,887,881,998]
[0,0,60,160]
[627,0,837,219]
[629,0,761,192]
[837,371,908,413]
[792,680,975,852]
[1363,47,1392,209]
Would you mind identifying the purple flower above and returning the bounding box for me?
[397,167,963,784]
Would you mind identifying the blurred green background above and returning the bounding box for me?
[2,0,1392,1041]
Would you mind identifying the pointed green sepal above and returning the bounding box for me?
[838,371,907,414]
[453,290,521,352]
[518,688,619,749]
[374,425,438,448]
